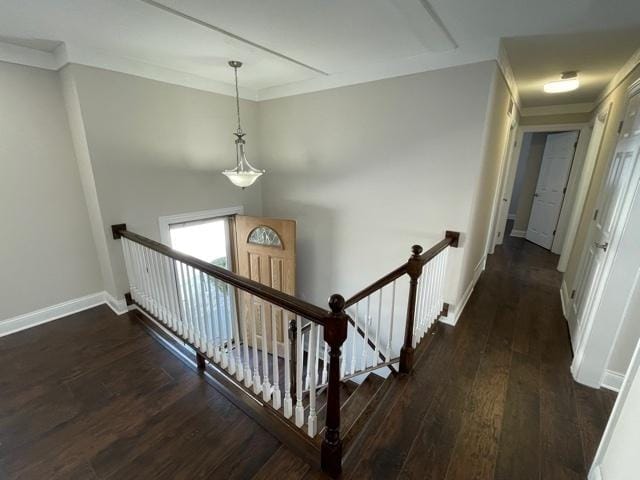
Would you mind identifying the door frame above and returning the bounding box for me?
[571,79,640,387]
[558,105,612,271]
[487,115,518,255]
[158,206,244,246]
[491,122,590,259]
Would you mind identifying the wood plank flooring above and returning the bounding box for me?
[0,305,280,479]
[340,227,617,480]
[0,225,616,479]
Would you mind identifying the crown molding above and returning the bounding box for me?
[597,45,640,104]
[496,40,521,109]
[56,43,259,100]
[2,37,519,104]
[256,37,499,101]
[0,40,59,70]
[521,102,594,117]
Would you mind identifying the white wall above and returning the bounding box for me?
[63,64,264,299]
[258,61,499,315]
[0,61,102,320]
[463,64,514,301]
[590,337,640,480]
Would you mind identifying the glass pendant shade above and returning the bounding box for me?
[222,132,264,188]
[222,60,265,188]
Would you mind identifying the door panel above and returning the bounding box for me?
[526,131,579,249]
[568,90,640,349]
[234,215,296,356]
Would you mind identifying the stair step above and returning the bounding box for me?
[306,380,358,430]
[341,373,390,446]
[314,372,387,445]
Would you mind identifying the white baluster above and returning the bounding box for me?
[158,254,178,332]
[177,262,193,341]
[250,296,262,394]
[152,252,169,325]
[205,276,220,362]
[322,327,329,385]
[261,303,272,402]
[305,329,311,390]
[350,304,358,375]
[167,258,184,336]
[386,280,397,359]
[149,250,164,319]
[219,280,235,374]
[430,254,441,322]
[228,285,243,380]
[121,239,136,301]
[295,315,304,427]
[188,266,204,350]
[200,273,215,359]
[141,248,157,315]
[137,244,151,311]
[271,307,281,409]
[184,264,199,344]
[374,289,382,366]
[307,323,318,437]
[361,297,370,370]
[241,292,252,387]
[213,278,228,368]
[283,310,293,418]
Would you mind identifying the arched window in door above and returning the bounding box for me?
[247,226,283,248]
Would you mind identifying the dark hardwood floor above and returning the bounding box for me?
[0,225,616,479]
[341,225,617,480]
[0,305,280,479]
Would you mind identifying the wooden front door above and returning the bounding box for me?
[233,215,296,355]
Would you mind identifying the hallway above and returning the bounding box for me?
[340,227,617,479]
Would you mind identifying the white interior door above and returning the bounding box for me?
[526,131,579,249]
[569,90,640,351]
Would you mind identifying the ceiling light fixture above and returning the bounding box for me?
[222,61,264,188]
[544,71,580,94]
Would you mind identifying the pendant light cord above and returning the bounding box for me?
[234,65,242,133]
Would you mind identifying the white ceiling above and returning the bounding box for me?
[504,29,640,107]
[0,0,639,103]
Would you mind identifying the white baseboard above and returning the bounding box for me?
[510,229,527,238]
[104,291,128,315]
[601,369,625,392]
[560,280,570,319]
[0,291,128,337]
[507,213,516,220]
[440,255,485,327]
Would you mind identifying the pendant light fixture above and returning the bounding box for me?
[222,60,264,188]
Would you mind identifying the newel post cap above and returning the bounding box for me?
[328,294,346,313]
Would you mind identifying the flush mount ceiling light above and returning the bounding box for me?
[544,71,580,94]
[222,60,264,188]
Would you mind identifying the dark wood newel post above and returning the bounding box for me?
[400,245,424,374]
[321,294,349,478]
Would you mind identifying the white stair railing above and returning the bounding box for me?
[121,235,329,439]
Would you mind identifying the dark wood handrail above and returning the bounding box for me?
[344,231,459,309]
[116,227,330,324]
[417,237,452,265]
[344,264,408,308]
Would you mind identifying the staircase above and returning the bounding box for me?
[112,223,459,477]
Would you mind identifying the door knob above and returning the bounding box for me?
[595,241,609,252]
[533,193,540,197]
